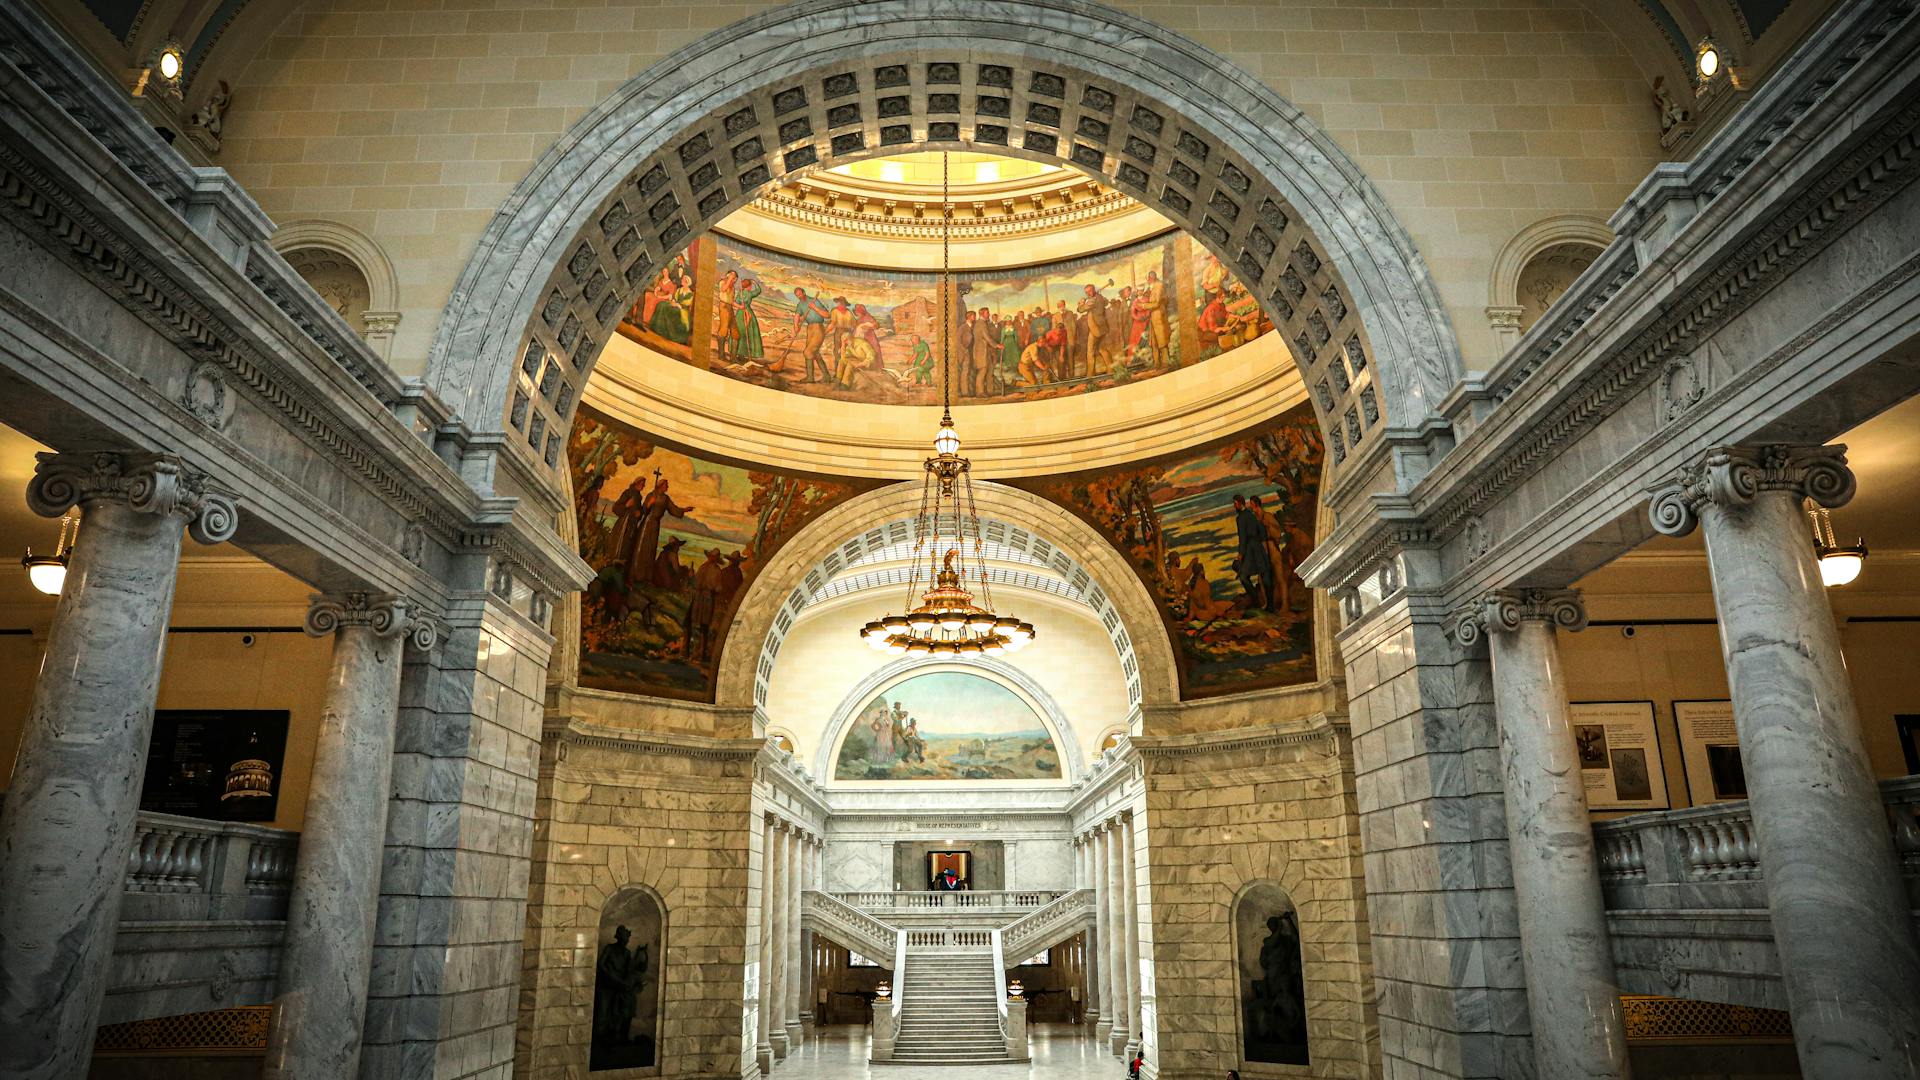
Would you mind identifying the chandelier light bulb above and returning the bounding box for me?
[1818,548,1865,587]
[934,421,961,457]
[23,552,67,596]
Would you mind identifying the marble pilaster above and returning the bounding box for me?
[1091,827,1112,1043]
[785,829,804,1051]
[0,452,237,1080]
[1651,445,1920,1075]
[1121,813,1143,1061]
[1105,819,1128,1056]
[768,821,791,1061]
[1455,588,1629,1080]
[757,815,775,1075]
[264,593,435,1080]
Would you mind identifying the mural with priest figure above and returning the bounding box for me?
[1015,403,1323,698]
[832,670,1064,781]
[571,405,879,701]
[613,232,1271,407]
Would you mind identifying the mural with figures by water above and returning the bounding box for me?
[1015,403,1322,698]
[833,670,1063,781]
[613,231,1272,406]
[570,405,879,701]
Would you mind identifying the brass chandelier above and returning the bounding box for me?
[859,154,1035,658]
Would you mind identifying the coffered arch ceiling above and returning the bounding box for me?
[424,0,1467,499]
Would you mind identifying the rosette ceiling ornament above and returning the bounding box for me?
[860,154,1035,659]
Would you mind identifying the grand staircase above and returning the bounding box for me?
[892,951,1011,1064]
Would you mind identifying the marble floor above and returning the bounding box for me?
[775,1024,1125,1078]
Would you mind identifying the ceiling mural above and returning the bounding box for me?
[1013,403,1324,699]
[832,670,1063,782]
[571,405,882,701]
[614,229,1271,407]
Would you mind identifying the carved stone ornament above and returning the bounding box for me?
[1451,588,1587,648]
[26,451,239,544]
[179,361,232,431]
[1463,516,1493,561]
[1657,353,1707,424]
[1648,445,1855,538]
[304,592,438,651]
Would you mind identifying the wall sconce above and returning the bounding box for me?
[1807,500,1866,587]
[1695,39,1722,82]
[154,43,185,87]
[21,512,75,596]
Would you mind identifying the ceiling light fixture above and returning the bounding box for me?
[1806,499,1866,588]
[1695,39,1721,81]
[858,153,1034,659]
[21,512,76,596]
[155,44,185,84]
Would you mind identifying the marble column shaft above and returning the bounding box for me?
[768,822,791,1059]
[265,594,432,1080]
[1091,828,1111,1039]
[1652,446,1920,1076]
[0,452,236,1080]
[756,815,776,1073]
[1105,819,1129,1054]
[785,829,804,1050]
[1121,814,1142,1058]
[1462,588,1630,1080]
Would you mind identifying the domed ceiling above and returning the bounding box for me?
[584,151,1304,477]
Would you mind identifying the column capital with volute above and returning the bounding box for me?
[28,450,238,543]
[1649,443,1854,536]
[305,592,438,651]
[1451,588,1586,648]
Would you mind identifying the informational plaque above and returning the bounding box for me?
[1570,701,1669,810]
[1674,700,1746,804]
[139,709,289,821]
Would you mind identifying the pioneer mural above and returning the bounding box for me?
[832,670,1064,781]
[571,406,878,700]
[1016,403,1323,698]
[613,231,1274,407]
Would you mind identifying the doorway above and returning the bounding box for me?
[927,851,971,890]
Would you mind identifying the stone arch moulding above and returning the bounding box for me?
[425,0,1464,496]
[712,480,1179,714]
[270,218,403,358]
[814,656,1083,784]
[1484,214,1614,353]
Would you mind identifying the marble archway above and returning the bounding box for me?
[426,0,1463,498]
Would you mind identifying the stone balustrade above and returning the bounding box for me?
[905,928,994,951]
[828,889,1065,913]
[801,890,899,961]
[117,811,298,923]
[1000,889,1095,960]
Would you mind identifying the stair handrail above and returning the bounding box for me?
[803,889,900,961]
[1000,887,1095,959]
[891,926,907,1021]
[991,927,1009,1029]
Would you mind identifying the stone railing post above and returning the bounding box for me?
[1650,444,1920,1074]
[0,451,236,1080]
[263,592,435,1079]
[1454,587,1630,1080]
[1006,997,1029,1061]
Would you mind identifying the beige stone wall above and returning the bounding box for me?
[517,724,760,1079]
[220,0,1665,379]
[1133,717,1377,1077]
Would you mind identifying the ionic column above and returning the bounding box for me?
[1090,828,1110,1041]
[785,830,805,1051]
[1652,446,1920,1075]
[0,452,236,1079]
[756,814,776,1074]
[1454,588,1628,1080]
[1121,812,1143,1060]
[264,593,435,1079]
[1105,819,1129,1056]
[768,821,791,1060]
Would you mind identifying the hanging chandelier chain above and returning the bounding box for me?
[940,151,953,420]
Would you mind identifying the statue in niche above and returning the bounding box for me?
[591,891,663,1070]
[1236,883,1309,1065]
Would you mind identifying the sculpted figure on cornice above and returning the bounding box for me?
[614,230,1271,408]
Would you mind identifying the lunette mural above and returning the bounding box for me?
[832,670,1063,781]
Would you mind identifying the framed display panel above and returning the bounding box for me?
[1674,700,1747,804]
[1570,701,1669,811]
[139,709,290,822]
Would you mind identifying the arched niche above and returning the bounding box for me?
[592,886,666,1073]
[1233,879,1310,1069]
[815,658,1079,784]
[1484,214,1614,352]
[425,0,1465,502]
[271,219,403,360]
